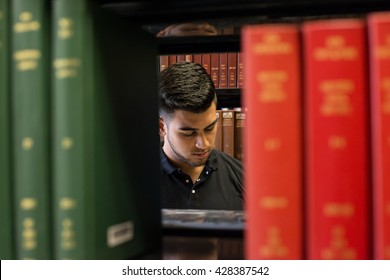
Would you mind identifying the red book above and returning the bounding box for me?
[237,52,244,88]
[193,54,202,65]
[169,55,177,66]
[219,53,228,88]
[228,52,237,88]
[303,19,370,259]
[177,54,185,62]
[201,53,211,75]
[210,53,219,88]
[368,12,390,260]
[242,24,303,259]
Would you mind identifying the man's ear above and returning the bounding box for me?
[159,117,166,138]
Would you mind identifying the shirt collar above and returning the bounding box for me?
[160,148,218,175]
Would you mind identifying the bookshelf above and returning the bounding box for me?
[94,0,390,260]
[2,0,390,260]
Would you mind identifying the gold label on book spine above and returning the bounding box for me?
[61,137,74,150]
[20,198,37,210]
[321,226,357,259]
[14,49,41,71]
[328,135,347,150]
[59,197,77,210]
[314,36,358,61]
[253,33,292,55]
[257,71,288,102]
[259,226,289,258]
[375,35,390,59]
[54,58,81,79]
[323,203,354,217]
[57,18,73,40]
[21,137,34,150]
[22,218,37,250]
[260,196,288,209]
[264,138,281,151]
[320,79,354,116]
[61,218,76,250]
[14,12,40,33]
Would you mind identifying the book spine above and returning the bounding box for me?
[52,0,89,259]
[0,0,14,259]
[243,24,303,259]
[368,12,390,260]
[169,55,177,66]
[228,52,237,88]
[219,53,228,88]
[221,109,235,157]
[234,109,245,161]
[11,0,51,259]
[193,54,202,65]
[303,19,370,259]
[159,55,169,71]
[210,53,219,88]
[201,53,211,75]
[237,52,244,88]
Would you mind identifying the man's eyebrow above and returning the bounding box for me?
[179,117,218,131]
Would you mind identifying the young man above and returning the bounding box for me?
[159,62,243,210]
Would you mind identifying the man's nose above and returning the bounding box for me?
[195,133,209,149]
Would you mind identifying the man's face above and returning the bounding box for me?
[160,103,218,168]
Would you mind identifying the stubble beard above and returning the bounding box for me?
[166,133,209,167]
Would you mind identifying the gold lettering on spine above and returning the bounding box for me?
[314,36,358,61]
[22,218,37,250]
[54,58,81,79]
[61,137,74,150]
[14,12,40,33]
[22,137,34,150]
[323,203,354,217]
[260,196,288,209]
[259,227,289,258]
[375,35,390,59]
[321,226,357,259]
[328,135,347,149]
[319,79,354,116]
[253,33,292,55]
[257,71,288,102]
[14,49,41,71]
[58,18,73,39]
[59,198,77,250]
[20,198,38,251]
[264,138,281,151]
[61,218,76,250]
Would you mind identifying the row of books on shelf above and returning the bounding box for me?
[243,12,390,259]
[159,52,243,89]
[215,108,246,161]
[0,0,161,260]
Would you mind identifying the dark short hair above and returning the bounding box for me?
[159,61,217,118]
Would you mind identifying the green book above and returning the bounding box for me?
[0,0,14,260]
[11,0,51,259]
[52,0,161,259]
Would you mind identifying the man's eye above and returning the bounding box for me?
[182,131,195,137]
[205,126,215,132]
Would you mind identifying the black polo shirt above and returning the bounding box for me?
[160,148,244,210]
